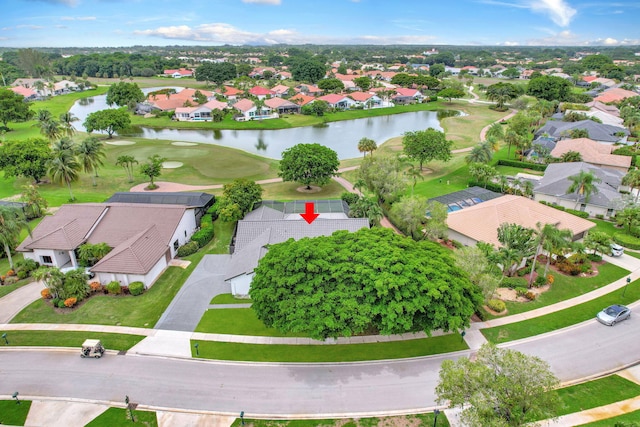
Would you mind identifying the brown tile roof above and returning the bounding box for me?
[289,94,315,106]
[348,91,374,102]
[264,97,297,108]
[446,195,595,247]
[233,98,255,112]
[594,88,639,104]
[17,204,106,251]
[550,138,631,169]
[91,225,168,274]
[10,86,37,97]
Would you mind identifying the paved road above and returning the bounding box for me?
[3,315,640,417]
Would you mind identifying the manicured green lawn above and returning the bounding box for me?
[579,410,640,426]
[261,180,345,201]
[191,334,468,362]
[0,331,144,350]
[210,293,251,304]
[196,308,305,337]
[85,407,158,427]
[590,218,620,236]
[482,277,640,343]
[0,400,31,426]
[230,413,449,427]
[484,263,629,319]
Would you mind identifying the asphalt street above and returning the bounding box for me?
[2,316,640,417]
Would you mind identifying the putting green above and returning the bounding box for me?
[105,140,136,146]
[162,161,183,169]
[171,141,198,146]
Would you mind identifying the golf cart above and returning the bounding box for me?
[81,339,105,358]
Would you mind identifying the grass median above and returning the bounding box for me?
[482,278,640,344]
[0,400,31,426]
[85,407,158,427]
[190,334,468,363]
[0,331,144,351]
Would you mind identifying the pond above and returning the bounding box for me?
[70,88,460,160]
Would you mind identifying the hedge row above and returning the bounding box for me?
[467,180,503,193]
[538,201,590,218]
[613,233,640,250]
[497,159,547,172]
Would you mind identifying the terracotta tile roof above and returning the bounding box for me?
[551,138,631,169]
[318,93,348,104]
[271,84,291,95]
[164,68,193,76]
[249,86,274,96]
[594,88,639,104]
[447,195,595,247]
[217,86,242,96]
[348,91,374,102]
[203,99,228,110]
[233,98,255,112]
[394,88,420,97]
[289,94,315,106]
[335,73,358,81]
[264,97,297,108]
[9,86,37,97]
[583,76,597,82]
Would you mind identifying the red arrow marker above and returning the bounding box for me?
[300,202,319,224]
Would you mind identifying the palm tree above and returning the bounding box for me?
[32,267,65,299]
[465,142,493,164]
[116,155,139,183]
[48,148,81,201]
[59,112,79,137]
[567,170,602,210]
[35,109,52,124]
[560,150,582,163]
[622,169,640,203]
[357,137,377,157]
[486,84,514,110]
[404,163,424,195]
[38,118,62,141]
[75,137,106,186]
[504,130,520,159]
[528,223,571,287]
[485,122,505,143]
[0,207,30,270]
[542,227,574,278]
[350,196,383,226]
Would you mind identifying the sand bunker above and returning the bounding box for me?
[105,140,136,146]
[171,141,198,146]
[162,161,183,169]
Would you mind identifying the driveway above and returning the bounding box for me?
[602,253,640,273]
[0,281,44,323]
[154,255,231,331]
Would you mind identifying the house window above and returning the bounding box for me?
[184,230,187,237]
[607,208,614,217]
[41,255,53,264]
[173,240,179,251]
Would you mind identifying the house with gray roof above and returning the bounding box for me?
[226,200,369,296]
[535,120,629,145]
[533,162,626,219]
[17,202,200,288]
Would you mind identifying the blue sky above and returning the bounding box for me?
[2,0,639,48]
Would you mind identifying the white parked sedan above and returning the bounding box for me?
[596,305,631,326]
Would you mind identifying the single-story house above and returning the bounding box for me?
[232,98,277,121]
[263,97,300,114]
[585,100,620,118]
[447,195,596,247]
[9,86,38,100]
[550,138,631,173]
[392,88,423,104]
[564,109,624,127]
[174,99,228,121]
[316,94,356,110]
[535,120,630,145]
[226,200,370,296]
[289,93,316,107]
[215,86,243,100]
[17,202,201,287]
[164,68,194,78]
[271,84,292,97]
[249,86,275,100]
[348,91,383,108]
[594,87,639,104]
[296,84,323,96]
[146,88,215,112]
[533,162,626,219]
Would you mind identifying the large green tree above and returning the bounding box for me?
[139,154,166,189]
[486,82,519,110]
[195,62,237,86]
[83,107,131,138]
[106,82,145,108]
[278,143,339,190]
[436,343,560,427]
[402,128,452,171]
[527,75,572,102]
[0,138,51,183]
[250,227,481,340]
[622,169,640,203]
[389,195,429,239]
[357,154,407,203]
[0,206,30,270]
[290,59,326,83]
[0,88,34,128]
[219,178,264,222]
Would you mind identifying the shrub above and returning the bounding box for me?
[515,287,528,297]
[565,208,590,219]
[534,276,547,287]
[557,261,581,276]
[502,277,527,289]
[487,299,506,312]
[16,270,28,280]
[496,159,547,172]
[6,269,15,277]
[4,276,17,285]
[341,192,360,206]
[525,291,536,301]
[614,233,640,250]
[121,286,129,295]
[51,297,60,307]
[129,281,145,296]
[191,227,214,248]
[56,299,67,308]
[516,268,528,277]
[177,241,199,257]
[587,253,602,262]
[90,282,103,292]
[547,274,555,285]
[41,288,51,299]
[595,214,604,220]
[105,281,122,295]
[64,297,77,308]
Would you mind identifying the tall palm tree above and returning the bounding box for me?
[486,122,505,143]
[504,130,520,159]
[567,170,602,210]
[357,137,377,157]
[622,169,640,203]
[542,227,573,278]
[75,137,106,186]
[38,118,62,141]
[59,112,79,137]
[0,207,30,270]
[466,142,493,164]
[116,155,139,183]
[48,148,81,201]
[404,163,424,195]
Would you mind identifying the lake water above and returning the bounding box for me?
[70,88,459,160]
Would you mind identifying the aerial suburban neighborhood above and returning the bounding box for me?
[2,0,640,426]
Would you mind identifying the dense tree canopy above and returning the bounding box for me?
[219,178,263,222]
[437,343,560,427]
[0,138,51,183]
[250,227,481,340]
[527,75,572,101]
[278,143,339,189]
[106,82,145,107]
[317,78,345,92]
[0,88,34,128]
[290,59,326,83]
[357,154,407,203]
[403,128,453,170]
[83,108,131,138]
[195,62,237,85]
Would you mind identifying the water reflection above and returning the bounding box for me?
[255,138,268,151]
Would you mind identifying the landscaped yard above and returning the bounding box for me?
[0,400,31,426]
[229,413,449,427]
[0,331,144,351]
[85,407,158,427]
[481,277,640,343]
[191,334,468,362]
[196,308,306,337]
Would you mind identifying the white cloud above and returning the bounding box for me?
[15,25,45,30]
[60,16,96,21]
[241,0,281,4]
[478,0,576,26]
[24,0,79,6]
